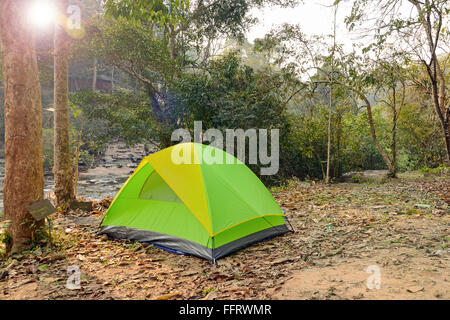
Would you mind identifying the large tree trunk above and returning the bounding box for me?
[0,0,45,251]
[54,0,74,208]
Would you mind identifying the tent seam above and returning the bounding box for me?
[212,213,286,237]
[103,159,149,223]
[195,143,215,237]
[146,158,214,237]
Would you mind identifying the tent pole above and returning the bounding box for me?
[285,216,295,233]
[282,209,295,233]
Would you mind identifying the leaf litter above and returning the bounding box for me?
[0,173,448,299]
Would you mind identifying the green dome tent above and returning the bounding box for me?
[100,142,291,261]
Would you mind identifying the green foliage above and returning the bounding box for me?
[70,89,161,147]
[104,0,189,29]
[83,16,177,83]
[420,165,450,177]
[173,53,287,131]
[0,231,10,246]
[397,100,447,169]
[172,53,295,184]
[59,0,448,188]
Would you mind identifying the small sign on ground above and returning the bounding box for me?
[27,199,57,221]
[70,201,93,211]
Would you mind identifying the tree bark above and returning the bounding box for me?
[0,0,45,251]
[336,80,395,174]
[334,114,342,178]
[92,58,97,91]
[326,4,338,184]
[364,96,395,174]
[391,111,397,177]
[54,0,74,208]
[111,66,114,93]
[410,0,450,163]
[390,83,398,178]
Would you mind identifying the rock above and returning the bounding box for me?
[77,254,87,261]
[432,249,446,257]
[98,179,117,185]
[407,286,424,293]
[203,291,218,300]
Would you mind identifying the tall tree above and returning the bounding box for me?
[372,52,408,177]
[326,4,338,184]
[92,58,97,91]
[0,0,45,251]
[344,0,450,163]
[334,52,397,176]
[255,23,398,177]
[54,0,74,208]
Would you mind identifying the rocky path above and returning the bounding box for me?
[0,142,152,212]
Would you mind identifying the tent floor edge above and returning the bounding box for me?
[100,225,213,260]
[212,224,290,261]
[100,223,289,261]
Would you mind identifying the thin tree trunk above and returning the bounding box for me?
[326,4,337,184]
[424,61,450,164]
[390,83,398,178]
[54,0,74,208]
[92,58,97,91]
[334,114,342,178]
[338,82,395,174]
[73,131,82,197]
[168,26,178,80]
[410,0,450,163]
[365,97,395,173]
[326,83,333,183]
[391,113,397,177]
[111,66,114,93]
[0,0,45,251]
[444,121,450,164]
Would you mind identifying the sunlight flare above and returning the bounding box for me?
[27,0,57,29]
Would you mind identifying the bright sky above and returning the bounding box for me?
[247,0,355,48]
[246,0,427,54]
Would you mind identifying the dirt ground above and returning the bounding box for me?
[0,171,449,300]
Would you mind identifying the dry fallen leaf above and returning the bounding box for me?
[155,291,181,300]
[407,286,424,293]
